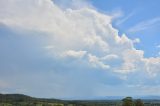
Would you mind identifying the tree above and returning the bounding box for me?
[122,97,134,106]
[135,99,144,106]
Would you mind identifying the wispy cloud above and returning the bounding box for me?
[128,17,160,33]
[116,11,135,26]
[156,45,160,48]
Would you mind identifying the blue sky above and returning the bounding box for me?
[90,0,160,57]
[0,0,160,99]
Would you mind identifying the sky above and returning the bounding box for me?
[0,0,160,99]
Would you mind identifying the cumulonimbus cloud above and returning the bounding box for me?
[0,0,160,98]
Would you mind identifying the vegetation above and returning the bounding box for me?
[122,97,145,106]
[0,94,160,106]
[135,99,144,106]
[122,97,134,106]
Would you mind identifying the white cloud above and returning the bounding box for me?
[101,54,119,60]
[133,38,140,43]
[144,57,160,77]
[116,11,135,26]
[62,50,87,58]
[88,54,110,69]
[54,0,92,10]
[0,0,160,75]
[128,17,160,33]
[0,0,160,98]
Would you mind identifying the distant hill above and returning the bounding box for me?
[94,96,160,100]
[0,93,160,106]
[135,96,160,100]
[0,93,32,102]
[1,93,160,101]
[0,93,64,103]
